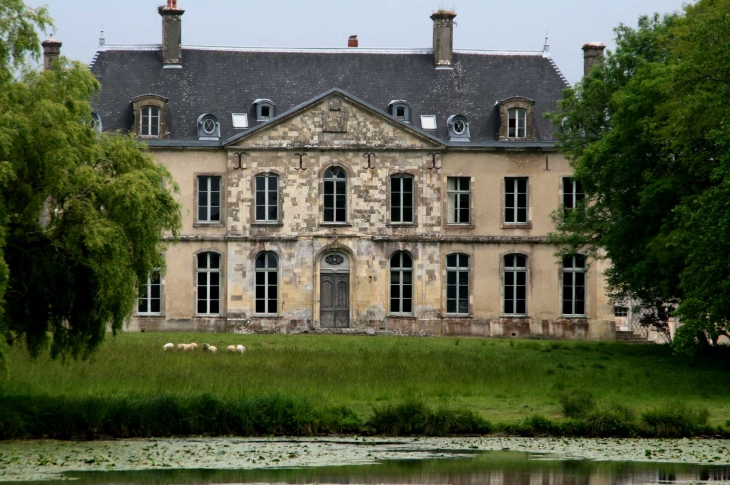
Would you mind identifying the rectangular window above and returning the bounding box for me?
[446,253,470,315]
[508,108,526,138]
[614,306,628,317]
[505,177,528,224]
[504,254,527,315]
[197,252,221,315]
[323,167,347,223]
[421,115,437,130]
[137,271,161,315]
[563,177,585,215]
[197,176,221,223]
[232,113,249,129]
[255,174,279,222]
[447,177,470,224]
[141,106,160,137]
[390,175,414,224]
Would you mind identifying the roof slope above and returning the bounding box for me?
[90,47,569,143]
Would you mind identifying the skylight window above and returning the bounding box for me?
[232,113,249,129]
[421,115,437,130]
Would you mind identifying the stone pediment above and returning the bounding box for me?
[226,89,443,150]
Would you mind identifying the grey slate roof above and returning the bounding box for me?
[90,47,569,144]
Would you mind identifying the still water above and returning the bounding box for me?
[27,450,730,485]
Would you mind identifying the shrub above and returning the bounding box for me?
[583,403,635,437]
[639,403,709,438]
[558,390,596,418]
[366,399,491,436]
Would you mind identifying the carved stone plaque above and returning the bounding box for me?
[328,98,342,111]
[323,110,348,133]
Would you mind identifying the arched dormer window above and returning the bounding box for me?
[90,112,102,133]
[447,114,470,141]
[197,113,220,140]
[498,97,536,141]
[388,100,411,123]
[131,94,169,138]
[253,99,275,121]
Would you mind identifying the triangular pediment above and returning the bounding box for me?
[225,89,444,150]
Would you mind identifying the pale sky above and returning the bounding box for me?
[29,0,689,85]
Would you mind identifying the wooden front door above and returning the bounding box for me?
[320,252,350,328]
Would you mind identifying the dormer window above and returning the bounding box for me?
[447,114,470,141]
[197,113,220,140]
[131,94,169,138]
[254,99,275,121]
[421,115,437,130]
[232,113,249,129]
[498,97,536,141]
[388,100,411,123]
[90,112,102,133]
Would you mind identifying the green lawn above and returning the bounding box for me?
[3,333,729,425]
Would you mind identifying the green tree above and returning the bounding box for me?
[549,0,730,355]
[0,0,181,368]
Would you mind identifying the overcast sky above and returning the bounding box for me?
[29,0,688,85]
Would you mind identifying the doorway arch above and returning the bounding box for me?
[320,251,350,328]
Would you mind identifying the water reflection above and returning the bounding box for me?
[37,451,730,485]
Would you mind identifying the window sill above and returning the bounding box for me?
[502,314,529,318]
[501,223,532,230]
[252,221,283,227]
[320,222,352,227]
[443,314,473,318]
[561,315,587,319]
[253,314,281,319]
[446,224,475,229]
[136,314,164,317]
[387,222,417,228]
[194,222,225,228]
[389,315,416,319]
[196,314,223,318]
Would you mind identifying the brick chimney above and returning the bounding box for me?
[431,10,456,69]
[41,37,62,71]
[582,42,606,76]
[348,35,358,48]
[158,0,185,67]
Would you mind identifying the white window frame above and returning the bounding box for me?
[323,166,347,223]
[390,174,414,224]
[563,177,585,215]
[255,252,279,316]
[197,175,221,223]
[137,270,162,315]
[232,113,249,129]
[197,252,221,316]
[562,255,587,317]
[508,108,526,138]
[421,115,437,130]
[447,177,471,224]
[140,106,160,137]
[504,254,527,316]
[390,251,414,316]
[504,177,528,224]
[255,174,279,222]
[446,253,470,316]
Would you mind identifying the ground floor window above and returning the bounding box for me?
[504,254,527,315]
[562,254,586,316]
[446,253,469,315]
[390,251,413,315]
[197,252,221,315]
[138,270,161,314]
[255,251,278,315]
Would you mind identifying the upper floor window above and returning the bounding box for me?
[504,254,527,316]
[420,115,437,130]
[255,174,279,222]
[197,175,221,223]
[390,251,413,316]
[232,113,249,129]
[505,177,528,224]
[131,94,169,138]
[254,99,275,121]
[197,113,220,140]
[447,177,470,224]
[255,252,279,315]
[446,253,470,315]
[562,255,586,316]
[497,97,536,141]
[323,166,347,223]
[137,270,161,315]
[389,100,411,123]
[141,106,160,136]
[390,174,414,224]
[90,112,102,133]
[447,115,470,141]
[197,252,221,315]
[563,177,585,215]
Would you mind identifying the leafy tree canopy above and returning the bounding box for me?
[549,0,730,356]
[0,0,181,368]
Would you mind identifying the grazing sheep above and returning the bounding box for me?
[188,343,198,351]
[236,345,246,354]
[202,343,210,350]
[226,345,236,353]
[163,342,174,351]
[176,343,187,350]
[207,345,218,354]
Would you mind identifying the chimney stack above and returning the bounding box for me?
[348,35,358,48]
[41,37,62,71]
[158,1,185,67]
[431,10,456,69]
[582,42,606,76]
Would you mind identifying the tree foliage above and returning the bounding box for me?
[549,0,730,356]
[0,0,181,366]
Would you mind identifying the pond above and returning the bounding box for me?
[2,437,729,484]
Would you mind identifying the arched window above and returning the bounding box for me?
[562,255,586,316]
[255,252,278,315]
[504,254,527,315]
[390,174,414,224]
[141,106,160,136]
[390,252,413,315]
[508,108,526,138]
[446,253,469,315]
[197,252,221,315]
[323,166,347,223]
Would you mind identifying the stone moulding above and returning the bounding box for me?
[165,234,551,244]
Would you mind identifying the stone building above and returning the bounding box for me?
[84,2,615,339]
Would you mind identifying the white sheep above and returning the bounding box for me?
[225,345,236,353]
[176,343,187,350]
[163,342,174,351]
[188,342,198,351]
[207,345,218,354]
[236,345,246,354]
